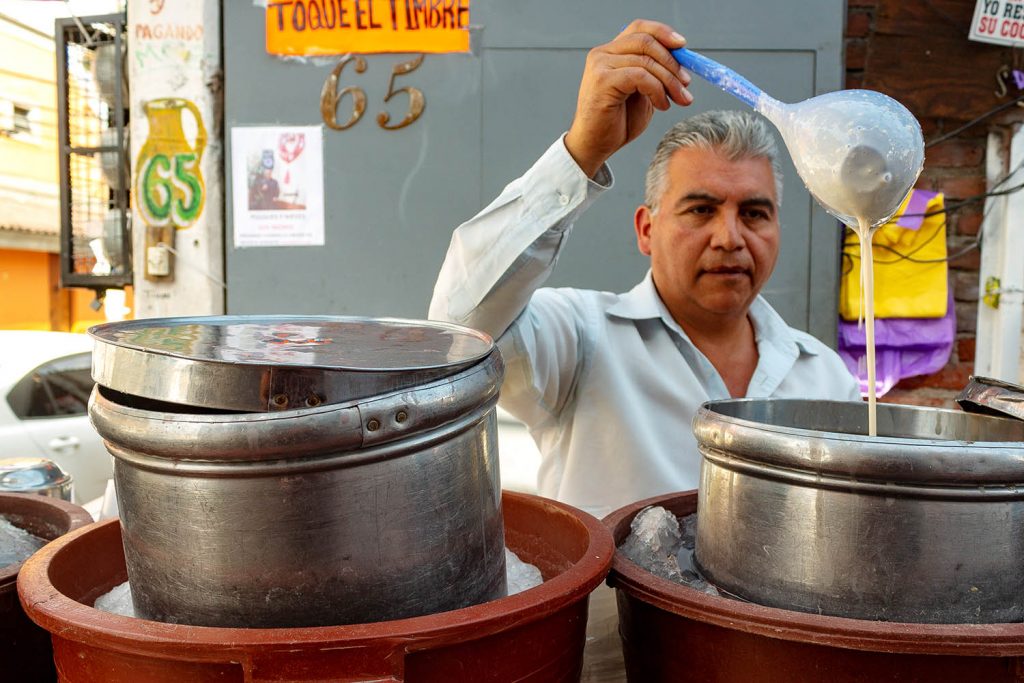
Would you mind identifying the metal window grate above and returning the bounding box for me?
[56,13,131,289]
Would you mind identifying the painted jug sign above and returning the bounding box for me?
[136,98,207,229]
[266,0,470,56]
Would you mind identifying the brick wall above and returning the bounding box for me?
[845,0,1022,407]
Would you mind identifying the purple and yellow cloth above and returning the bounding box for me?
[837,189,955,396]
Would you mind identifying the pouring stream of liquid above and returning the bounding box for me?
[854,219,878,436]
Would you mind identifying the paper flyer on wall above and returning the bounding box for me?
[231,125,325,248]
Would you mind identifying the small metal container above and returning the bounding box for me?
[693,399,1024,624]
[0,458,73,501]
[88,315,507,628]
[957,375,1024,422]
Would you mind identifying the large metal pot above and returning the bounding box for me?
[88,316,507,628]
[693,399,1024,624]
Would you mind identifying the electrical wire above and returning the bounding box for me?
[156,242,227,290]
[842,211,966,268]
[840,153,1024,266]
[840,102,1024,270]
[925,93,1024,149]
[921,0,970,32]
[847,218,946,261]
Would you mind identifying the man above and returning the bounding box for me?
[429,20,860,517]
[249,151,280,211]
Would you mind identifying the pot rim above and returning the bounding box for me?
[0,493,93,583]
[603,490,1024,657]
[694,399,1024,486]
[89,315,495,413]
[17,491,615,655]
[89,314,494,373]
[89,350,502,462]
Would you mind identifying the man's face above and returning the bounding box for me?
[635,146,780,324]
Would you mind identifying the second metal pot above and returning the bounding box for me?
[693,399,1024,624]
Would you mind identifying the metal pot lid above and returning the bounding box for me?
[0,458,72,493]
[89,315,494,412]
[956,375,1024,422]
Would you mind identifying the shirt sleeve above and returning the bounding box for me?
[428,135,612,426]
[428,135,612,338]
[824,345,864,401]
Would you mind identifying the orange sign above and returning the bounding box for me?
[266,0,471,56]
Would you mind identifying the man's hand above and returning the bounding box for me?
[564,20,693,178]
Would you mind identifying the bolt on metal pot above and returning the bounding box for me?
[88,315,507,628]
[693,399,1024,624]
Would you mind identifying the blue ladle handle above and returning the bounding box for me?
[671,47,764,110]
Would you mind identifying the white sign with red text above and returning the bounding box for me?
[231,126,325,248]
[971,0,1024,47]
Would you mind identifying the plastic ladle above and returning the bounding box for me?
[672,48,924,229]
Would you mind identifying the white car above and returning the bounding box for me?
[0,330,111,502]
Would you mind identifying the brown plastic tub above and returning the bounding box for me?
[19,491,614,682]
[1,492,93,682]
[604,491,1024,683]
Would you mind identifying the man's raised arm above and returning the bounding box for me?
[428,20,692,340]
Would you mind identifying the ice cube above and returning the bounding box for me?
[94,580,137,618]
[0,516,46,567]
[505,548,543,595]
[619,506,684,582]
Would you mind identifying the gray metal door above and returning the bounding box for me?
[224,1,845,342]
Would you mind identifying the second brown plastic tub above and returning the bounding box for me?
[1,492,93,682]
[604,490,1024,683]
[19,490,614,682]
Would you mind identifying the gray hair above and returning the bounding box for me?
[643,110,784,212]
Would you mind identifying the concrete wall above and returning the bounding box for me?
[223,1,848,345]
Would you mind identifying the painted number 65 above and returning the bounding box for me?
[320,55,426,131]
[139,152,203,227]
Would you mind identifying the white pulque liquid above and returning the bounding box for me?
[851,218,879,437]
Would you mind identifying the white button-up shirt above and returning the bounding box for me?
[430,137,861,518]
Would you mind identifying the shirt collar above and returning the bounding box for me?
[749,297,820,357]
[606,271,819,357]
[605,270,662,320]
